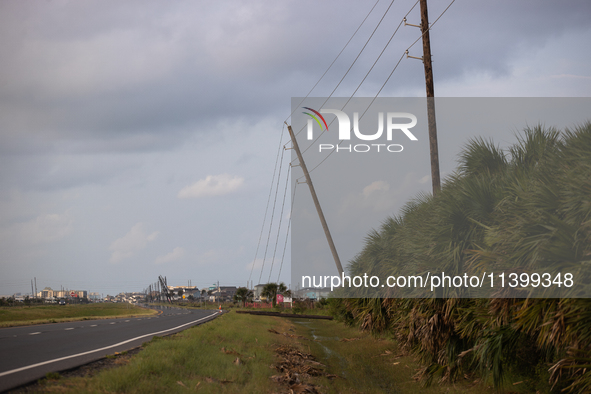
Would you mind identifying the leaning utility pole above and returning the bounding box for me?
[419,0,441,195]
[287,124,344,276]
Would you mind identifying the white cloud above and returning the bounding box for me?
[418,175,431,184]
[15,212,73,244]
[339,180,398,215]
[109,222,158,263]
[362,180,390,198]
[178,173,244,198]
[197,249,222,265]
[155,247,185,265]
[245,257,264,271]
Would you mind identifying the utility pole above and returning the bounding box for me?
[287,124,344,276]
[419,0,441,195]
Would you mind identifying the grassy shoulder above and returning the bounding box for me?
[155,301,333,316]
[33,311,295,394]
[0,303,157,327]
[290,317,509,394]
[32,311,515,394]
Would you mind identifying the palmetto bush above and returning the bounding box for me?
[331,123,591,391]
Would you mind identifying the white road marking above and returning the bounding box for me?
[65,328,74,331]
[29,332,41,336]
[0,312,219,378]
[90,325,97,327]
[110,322,116,325]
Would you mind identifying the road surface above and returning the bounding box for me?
[0,305,220,392]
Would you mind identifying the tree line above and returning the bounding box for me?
[329,123,591,392]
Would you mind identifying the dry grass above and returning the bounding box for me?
[0,303,156,327]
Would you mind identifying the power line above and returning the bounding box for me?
[286,0,382,124]
[277,181,297,283]
[251,1,387,284]
[405,0,456,53]
[248,124,287,285]
[258,145,287,284]
[305,52,406,175]
[294,0,399,139]
[303,0,456,175]
[267,164,291,283]
[298,0,420,157]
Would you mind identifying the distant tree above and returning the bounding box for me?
[234,287,253,307]
[278,282,287,295]
[261,283,277,306]
[261,282,287,307]
[177,289,184,299]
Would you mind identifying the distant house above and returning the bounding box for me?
[253,284,266,301]
[167,286,200,300]
[210,286,237,302]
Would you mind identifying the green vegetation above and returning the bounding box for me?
[0,303,156,327]
[44,372,61,380]
[234,286,253,306]
[291,317,499,393]
[33,312,504,393]
[261,282,288,306]
[35,312,294,393]
[330,123,591,392]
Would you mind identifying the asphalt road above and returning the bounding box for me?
[0,305,221,392]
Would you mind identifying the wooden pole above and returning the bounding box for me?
[287,125,344,276]
[419,0,441,195]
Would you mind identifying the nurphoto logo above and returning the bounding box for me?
[302,107,418,153]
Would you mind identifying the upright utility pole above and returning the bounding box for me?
[419,0,441,195]
[287,124,344,276]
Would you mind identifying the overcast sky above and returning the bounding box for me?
[1,0,590,297]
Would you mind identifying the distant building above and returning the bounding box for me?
[296,287,331,300]
[253,284,266,300]
[167,286,200,300]
[210,286,237,302]
[37,287,87,300]
[40,287,55,299]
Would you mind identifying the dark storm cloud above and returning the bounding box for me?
[427,0,591,80]
[0,1,370,154]
[1,0,588,193]
[3,0,588,156]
